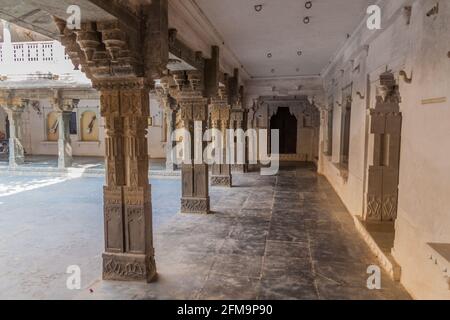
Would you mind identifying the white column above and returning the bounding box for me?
[7,106,25,167]
[1,20,13,68]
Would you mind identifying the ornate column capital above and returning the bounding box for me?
[156,75,179,113]
[55,0,168,85]
[96,78,151,119]
[169,70,208,122]
[52,90,79,113]
[0,91,27,113]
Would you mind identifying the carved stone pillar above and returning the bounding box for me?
[100,81,156,282]
[53,91,78,169]
[210,100,232,187]
[228,72,248,173]
[164,108,177,171]
[55,0,168,282]
[230,107,249,173]
[173,71,210,214]
[0,92,26,167]
[57,111,73,168]
[157,80,179,172]
[56,15,164,283]
[7,107,25,167]
[364,72,402,222]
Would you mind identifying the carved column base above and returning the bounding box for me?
[211,175,232,187]
[181,197,210,214]
[231,164,248,174]
[102,252,157,282]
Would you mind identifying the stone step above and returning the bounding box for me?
[353,216,401,281]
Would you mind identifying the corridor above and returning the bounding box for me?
[81,166,410,300]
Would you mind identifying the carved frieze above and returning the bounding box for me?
[103,252,156,282]
[211,176,232,187]
[367,195,382,220]
[181,197,210,214]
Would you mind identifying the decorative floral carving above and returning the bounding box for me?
[103,254,156,281]
[211,176,232,187]
[382,195,398,221]
[367,196,382,220]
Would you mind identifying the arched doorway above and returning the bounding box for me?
[270,107,297,154]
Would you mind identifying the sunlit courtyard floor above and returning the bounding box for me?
[0,166,410,300]
[0,174,180,299]
[0,155,169,173]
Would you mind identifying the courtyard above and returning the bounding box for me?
[0,166,409,300]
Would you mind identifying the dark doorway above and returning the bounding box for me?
[340,98,352,167]
[5,115,10,139]
[270,107,297,154]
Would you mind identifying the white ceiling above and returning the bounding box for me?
[194,0,372,78]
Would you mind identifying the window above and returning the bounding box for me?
[327,109,334,156]
[326,96,334,156]
[340,84,353,168]
[69,112,77,135]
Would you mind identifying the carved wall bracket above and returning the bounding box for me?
[399,70,413,84]
[356,91,365,99]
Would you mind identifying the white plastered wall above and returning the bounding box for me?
[318,0,450,299]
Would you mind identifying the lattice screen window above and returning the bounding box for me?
[27,43,39,61]
[13,44,25,62]
[42,43,54,61]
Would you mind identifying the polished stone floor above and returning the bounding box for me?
[81,165,410,300]
[0,165,410,299]
[0,155,167,170]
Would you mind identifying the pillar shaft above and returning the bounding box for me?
[52,90,77,169]
[180,97,210,214]
[8,109,24,167]
[0,91,26,168]
[100,84,156,282]
[210,104,232,187]
[57,111,73,169]
[165,109,177,171]
[230,109,249,173]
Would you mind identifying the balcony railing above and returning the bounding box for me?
[0,41,71,63]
